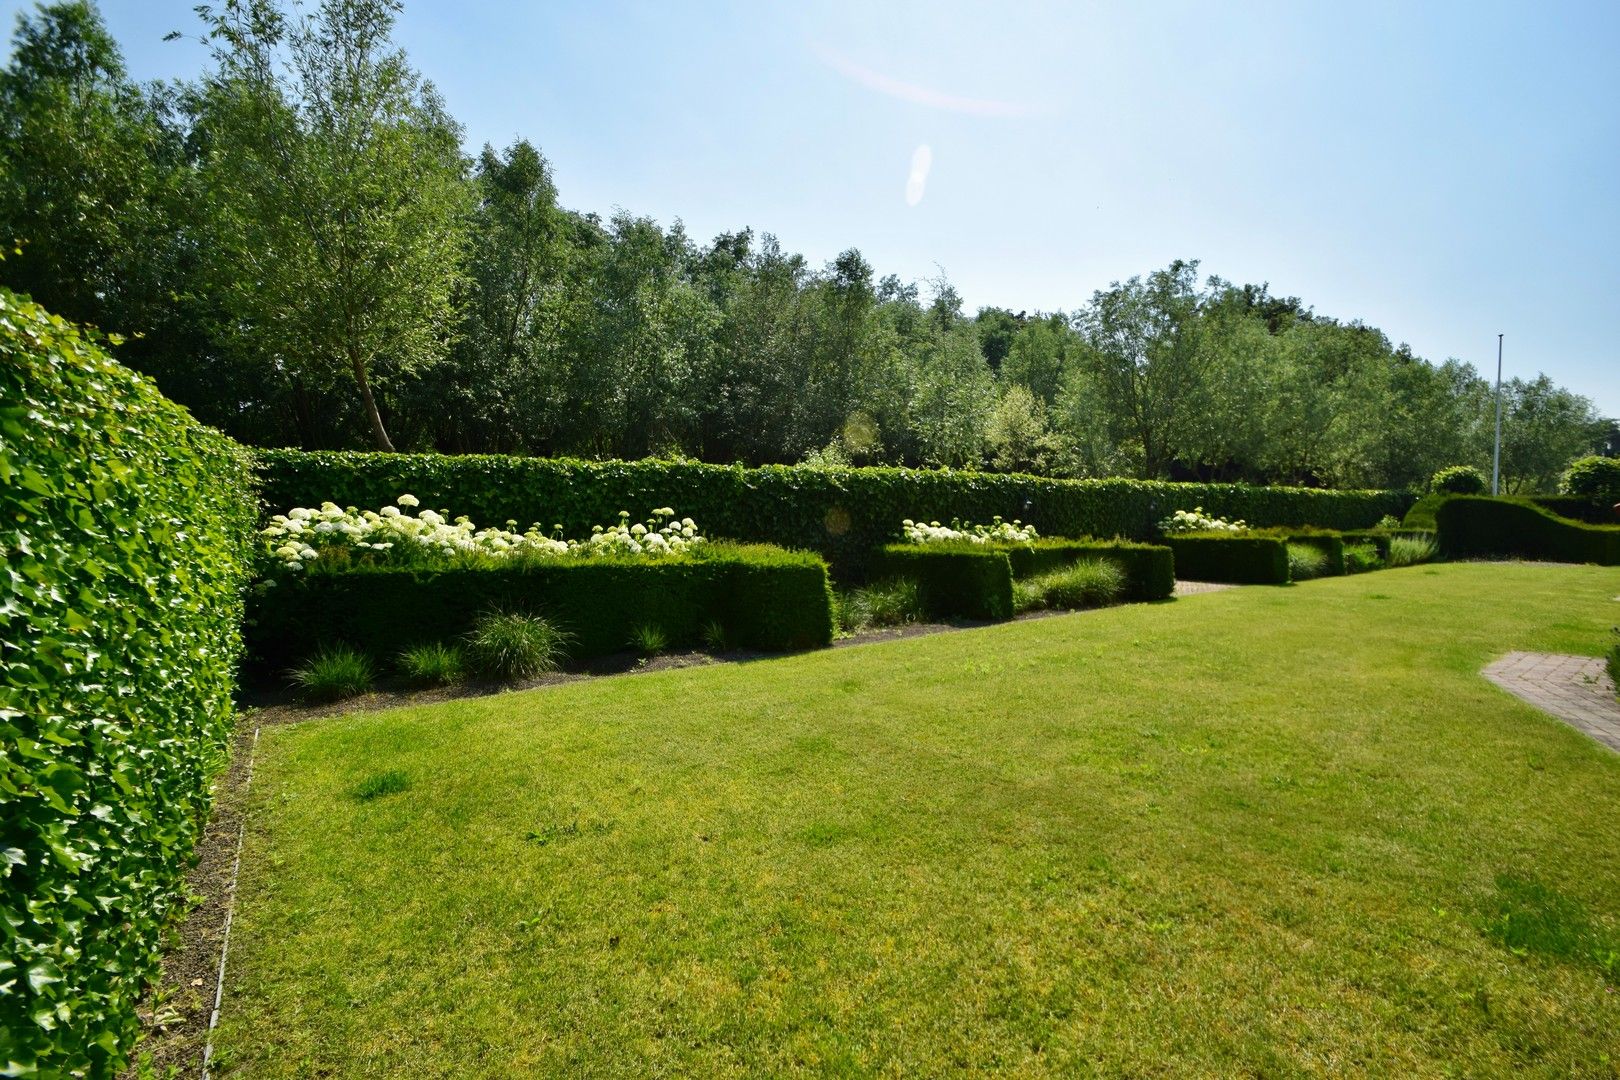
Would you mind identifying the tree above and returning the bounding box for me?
[1495,375,1603,493]
[985,384,1059,473]
[193,0,470,450]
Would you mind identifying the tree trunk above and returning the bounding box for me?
[350,351,395,451]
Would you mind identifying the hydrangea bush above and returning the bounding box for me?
[261,497,705,573]
[900,516,1039,545]
[1158,506,1249,534]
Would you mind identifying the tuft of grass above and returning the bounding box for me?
[396,642,464,687]
[628,622,670,657]
[1343,542,1383,574]
[1027,558,1127,610]
[352,769,410,802]
[700,619,729,652]
[1286,543,1330,582]
[288,645,374,703]
[1387,534,1439,568]
[465,610,571,680]
[838,578,925,633]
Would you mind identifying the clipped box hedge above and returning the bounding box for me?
[1163,534,1290,584]
[256,450,1411,576]
[1004,539,1176,601]
[1,289,256,1075]
[1256,530,1346,576]
[871,545,1015,621]
[246,544,834,674]
[1435,497,1620,565]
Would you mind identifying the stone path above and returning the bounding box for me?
[1482,652,1620,753]
[1173,580,1238,598]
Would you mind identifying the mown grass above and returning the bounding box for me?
[214,563,1620,1077]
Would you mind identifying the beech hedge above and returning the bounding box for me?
[1435,497,1620,565]
[246,545,834,674]
[256,450,1411,576]
[0,289,256,1076]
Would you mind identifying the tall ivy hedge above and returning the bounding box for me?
[256,451,1412,577]
[0,289,256,1076]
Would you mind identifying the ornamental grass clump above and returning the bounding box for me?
[900,516,1038,545]
[1387,534,1439,568]
[629,622,670,656]
[397,642,465,687]
[1022,559,1127,611]
[290,645,375,702]
[838,578,926,633]
[1158,506,1247,534]
[1287,544,1331,581]
[465,610,571,680]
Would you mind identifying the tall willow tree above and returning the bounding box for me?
[194,0,468,450]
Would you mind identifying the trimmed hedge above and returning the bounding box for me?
[1435,497,1620,565]
[1,289,256,1075]
[1402,494,1451,530]
[871,546,1015,621]
[1530,496,1617,526]
[255,450,1412,577]
[246,544,834,674]
[1250,529,1346,576]
[1163,534,1291,584]
[1004,540,1176,602]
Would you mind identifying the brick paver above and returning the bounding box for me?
[1173,580,1238,598]
[1482,651,1620,753]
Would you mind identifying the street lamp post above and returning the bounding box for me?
[1491,333,1503,496]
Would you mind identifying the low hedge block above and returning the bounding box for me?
[872,545,1015,621]
[1435,497,1620,565]
[1530,496,1617,526]
[1163,535,1290,584]
[246,546,833,674]
[1004,540,1176,601]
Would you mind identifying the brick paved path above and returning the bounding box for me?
[1482,652,1620,753]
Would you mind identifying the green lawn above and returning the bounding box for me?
[213,563,1620,1077]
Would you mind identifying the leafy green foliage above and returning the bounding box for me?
[1002,539,1176,602]
[1163,534,1291,584]
[290,646,376,702]
[396,642,465,687]
[1432,465,1486,494]
[1435,497,1620,565]
[256,450,1408,578]
[1019,559,1127,610]
[1401,494,1451,530]
[1562,456,1620,505]
[1342,542,1383,573]
[0,286,255,1075]
[465,611,571,681]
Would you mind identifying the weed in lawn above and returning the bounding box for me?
[465,610,570,680]
[352,769,410,801]
[288,645,374,703]
[396,642,464,687]
[525,819,615,846]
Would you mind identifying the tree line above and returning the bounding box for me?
[1,0,1610,490]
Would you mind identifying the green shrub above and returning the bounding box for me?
[246,545,835,675]
[290,646,377,702]
[1343,542,1383,573]
[1562,456,1620,504]
[1027,559,1127,610]
[466,611,571,680]
[1387,534,1439,567]
[1435,497,1620,565]
[1287,543,1332,581]
[1002,539,1175,602]
[1162,534,1290,585]
[629,622,670,656]
[0,287,256,1075]
[1252,530,1345,576]
[1432,465,1487,495]
[397,642,465,687]
[256,450,1410,576]
[1529,496,1617,525]
[872,545,1015,620]
[839,578,926,632]
[1402,493,1450,529]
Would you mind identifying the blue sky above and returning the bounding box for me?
[8,0,1618,414]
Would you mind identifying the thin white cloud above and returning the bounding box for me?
[814,45,1036,118]
[906,144,933,206]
